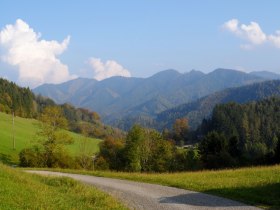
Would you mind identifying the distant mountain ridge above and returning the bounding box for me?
[249,71,280,80]
[34,68,279,129]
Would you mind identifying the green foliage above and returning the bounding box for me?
[75,132,95,170]
[19,106,79,169]
[19,146,44,167]
[198,96,280,167]
[94,156,110,170]
[0,78,34,117]
[16,106,99,169]
[171,118,189,146]
[147,130,174,172]
[0,112,100,165]
[98,136,125,171]
[96,125,178,172]
[199,131,235,168]
[124,125,145,172]
[75,155,94,170]
[122,125,176,172]
[184,147,201,170]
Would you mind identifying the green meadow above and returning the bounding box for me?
[44,165,280,209]
[0,163,127,210]
[0,112,101,164]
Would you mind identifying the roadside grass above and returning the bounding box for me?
[0,163,127,210]
[35,165,280,209]
[0,112,101,164]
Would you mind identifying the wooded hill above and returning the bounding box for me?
[0,78,123,139]
[196,96,280,168]
[156,80,280,130]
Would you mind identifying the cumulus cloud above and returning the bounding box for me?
[268,31,280,48]
[223,19,240,34]
[223,19,280,49]
[89,57,131,80]
[223,19,266,46]
[0,19,76,87]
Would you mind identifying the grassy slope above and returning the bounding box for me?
[0,163,127,210]
[0,112,101,164]
[43,165,280,209]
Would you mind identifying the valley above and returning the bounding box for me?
[1,2,280,210]
[34,68,274,130]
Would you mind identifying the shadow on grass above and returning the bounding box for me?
[159,191,249,207]
[160,183,280,209]
[205,183,280,210]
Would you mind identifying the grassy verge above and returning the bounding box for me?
[33,165,280,209]
[0,163,127,210]
[0,112,101,164]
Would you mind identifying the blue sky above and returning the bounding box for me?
[1,0,280,87]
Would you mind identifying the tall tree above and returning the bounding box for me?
[38,106,73,167]
[172,118,189,146]
[124,125,145,172]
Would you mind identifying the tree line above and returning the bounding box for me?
[18,97,280,171]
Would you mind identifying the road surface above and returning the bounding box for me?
[27,170,261,210]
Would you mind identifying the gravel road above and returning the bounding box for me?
[27,170,261,210]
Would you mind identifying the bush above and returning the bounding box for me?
[19,146,44,167]
[19,146,79,169]
[94,156,109,170]
[75,155,94,170]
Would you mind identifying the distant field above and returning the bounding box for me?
[0,163,127,210]
[0,112,101,164]
[43,165,280,209]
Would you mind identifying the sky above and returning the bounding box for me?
[1,0,280,88]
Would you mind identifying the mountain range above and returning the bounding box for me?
[156,79,280,130]
[33,68,280,130]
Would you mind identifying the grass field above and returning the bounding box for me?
[0,163,127,210]
[0,112,101,164]
[40,165,280,209]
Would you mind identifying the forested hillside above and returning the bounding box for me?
[196,97,280,168]
[0,78,33,117]
[0,78,123,139]
[157,80,280,130]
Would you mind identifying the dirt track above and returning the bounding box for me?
[27,170,261,210]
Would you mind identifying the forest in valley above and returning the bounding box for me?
[95,97,280,171]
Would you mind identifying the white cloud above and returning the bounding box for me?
[89,57,131,80]
[223,19,240,34]
[268,30,280,48]
[0,19,76,87]
[223,19,280,49]
[223,19,266,47]
[240,22,266,45]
